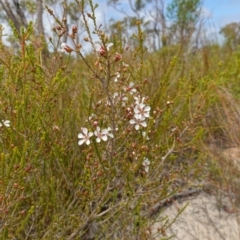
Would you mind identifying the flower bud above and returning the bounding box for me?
[56,25,62,31]
[99,46,106,56]
[61,43,73,53]
[95,60,100,66]
[59,29,66,37]
[114,52,122,62]
[76,44,82,51]
[72,25,77,34]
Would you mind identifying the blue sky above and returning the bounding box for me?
[94,0,240,43]
[204,0,240,29]
[200,0,240,42]
[96,0,240,23]
[2,0,239,47]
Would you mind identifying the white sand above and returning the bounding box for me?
[151,192,240,240]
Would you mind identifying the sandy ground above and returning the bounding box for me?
[150,147,240,240]
[151,191,240,240]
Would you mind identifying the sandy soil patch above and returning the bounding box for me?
[149,147,240,239]
[151,191,240,240]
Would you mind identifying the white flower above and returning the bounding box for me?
[113,92,119,99]
[60,43,73,53]
[129,118,147,130]
[134,102,151,120]
[106,43,113,50]
[114,72,120,82]
[78,128,93,145]
[94,126,108,142]
[124,82,137,95]
[142,158,150,173]
[106,127,114,138]
[134,96,145,105]
[60,43,67,51]
[0,120,10,128]
[88,114,96,121]
[142,131,150,140]
[95,42,113,56]
[112,92,128,106]
[120,95,128,107]
[94,126,114,143]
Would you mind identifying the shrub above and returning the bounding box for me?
[0,1,216,239]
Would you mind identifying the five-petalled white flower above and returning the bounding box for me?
[78,128,93,145]
[112,92,128,107]
[124,82,137,95]
[129,118,147,130]
[134,102,151,120]
[94,126,113,143]
[129,95,151,130]
[0,120,10,128]
[142,158,150,173]
[134,96,145,105]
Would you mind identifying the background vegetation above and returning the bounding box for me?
[0,0,240,239]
